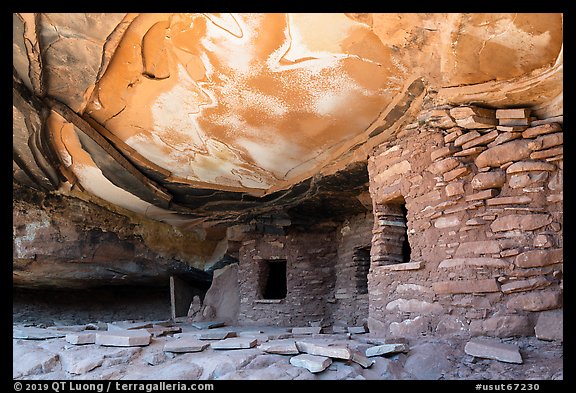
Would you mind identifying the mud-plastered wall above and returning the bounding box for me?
[367,106,563,340]
[237,227,337,327]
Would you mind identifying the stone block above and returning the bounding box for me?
[428,157,460,175]
[533,234,554,248]
[443,166,471,182]
[434,215,461,228]
[465,189,499,202]
[509,172,548,188]
[95,330,151,347]
[489,131,523,147]
[366,343,409,357]
[454,146,486,157]
[506,290,562,311]
[469,315,534,338]
[486,196,532,206]
[433,279,500,294]
[496,108,531,119]
[295,341,352,360]
[462,129,499,149]
[496,126,527,132]
[431,146,460,161]
[534,310,563,341]
[444,128,464,143]
[259,339,299,355]
[385,298,443,314]
[164,338,210,353]
[531,146,563,160]
[291,327,322,334]
[451,106,496,119]
[506,161,556,174]
[514,248,563,268]
[471,170,506,190]
[389,316,430,338]
[528,133,563,151]
[490,214,552,232]
[13,326,66,340]
[211,337,257,349]
[500,277,551,294]
[446,181,465,197]
[454,241,502,257]
[499,118,535,126]
[456,116,498,128]
[454,130,481,147]
[464,337,522,364]
[373,160,411,184]
[522,123,562,139]
[289,354,332,373]
[65,332,96,345]
[378,261,423,271]
[475,140,531,169]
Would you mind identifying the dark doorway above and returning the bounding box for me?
[261,260,287,299]
[400,203,411,262]
[353,246,371,294]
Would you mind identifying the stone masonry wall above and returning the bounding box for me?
[237,229,337,327]
[367,106,563,340]
[331,213,374,327]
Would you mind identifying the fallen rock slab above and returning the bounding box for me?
[95,330,151,347]
[13,346,60,379]
[164,338,210,353]
[290,354,332,373]
[13,326,66,340]
[351,350,375,368]
[192,321,226,330]
[296,341,352,360]
[66,332,96,345]
[200,331,237,340]
[259,339,299,355]
[464,337,523,364]
[534,310,563,341]
[146,326,182,337]
[107,321,155,331]
[291,327,322,334]
[366,343,409,357]
[347,326,368,334]
[211,337,258,350]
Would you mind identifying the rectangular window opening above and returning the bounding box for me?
[260,259,287,300]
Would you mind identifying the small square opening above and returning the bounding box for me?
[260,259,287,300]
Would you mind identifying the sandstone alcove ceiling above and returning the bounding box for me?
[14,13,562,285]
[12,13,564,381]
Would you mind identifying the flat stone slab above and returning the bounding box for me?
[199,331,237,340]
[146,325,182,337]
[107,321,156,331]
[295,341,352,360]
[211,337,257,350]
[347,326,368,334]
[66,332,96,345]
[259,339,299,355]
[192,321,226,330]
[290,354,332,373]
[164,338,210,353]
[366,343,409,357]
[13,326,66,340]
[291,327,322,334]
[351,350,374,368]
[95,330,151,347]
[464,337,523,364]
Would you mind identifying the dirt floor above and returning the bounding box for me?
[12,287,563,381]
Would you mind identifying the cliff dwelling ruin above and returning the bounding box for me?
[13,13,563,381]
